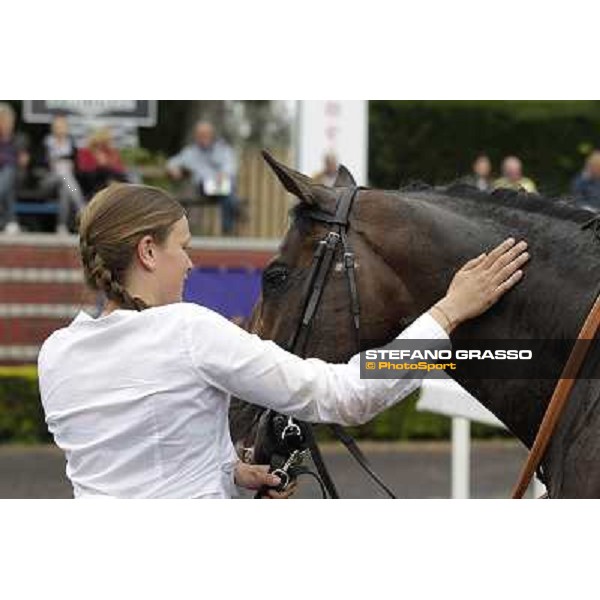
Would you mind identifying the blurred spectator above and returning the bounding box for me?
[41,115,85,234]
[493,156,537,194]
[312,152,339,187]
[0,103,29,233]
[462,154,493,191]
[167,121,239,235]
[77,128,127,198]
[571,150,600,211]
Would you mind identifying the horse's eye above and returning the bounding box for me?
[263,266,289,290]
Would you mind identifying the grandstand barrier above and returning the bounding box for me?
[0,232,278,365]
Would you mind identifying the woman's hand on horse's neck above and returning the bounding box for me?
[428,237,529,334]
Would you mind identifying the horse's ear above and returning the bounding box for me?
[333,164,356,188]
[262,150,335,207]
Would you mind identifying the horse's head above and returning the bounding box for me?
[251,152,423,362]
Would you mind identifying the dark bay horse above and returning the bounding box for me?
[231,152,600,498]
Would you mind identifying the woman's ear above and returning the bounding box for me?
[136,235,157,271]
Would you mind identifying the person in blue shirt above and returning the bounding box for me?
[167,121,239,235]
[572,151,600,212]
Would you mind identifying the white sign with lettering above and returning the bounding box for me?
[295,100,368,185]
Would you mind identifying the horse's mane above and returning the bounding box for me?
[395,181,600,343]
[400,182,597,225]
[291,182,598,229]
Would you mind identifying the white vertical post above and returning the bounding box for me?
[451,417,470,499]
[532,477,546,498]
[295,101,368,184]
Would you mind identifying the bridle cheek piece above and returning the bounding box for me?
[257,187,398,499]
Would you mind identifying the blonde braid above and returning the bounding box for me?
[80,237,149,311]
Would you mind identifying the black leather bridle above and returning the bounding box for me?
[286,186,362,356]
[271,186,398,499]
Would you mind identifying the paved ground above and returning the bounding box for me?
[0,440,535,499]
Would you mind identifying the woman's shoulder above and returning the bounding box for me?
[157,303,246,341]
[38,320,78,372]
[150,302,223,324]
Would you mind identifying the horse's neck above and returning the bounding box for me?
[365,194,599,447]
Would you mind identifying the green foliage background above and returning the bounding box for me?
[0,368,504,444]
[0,367,51,444]
[368,100,600,195]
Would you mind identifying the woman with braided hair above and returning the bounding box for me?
[38,183,528,498]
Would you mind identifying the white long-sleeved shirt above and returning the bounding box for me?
[37,302,449,499]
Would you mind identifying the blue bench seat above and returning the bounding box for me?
[15,201,59,216]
